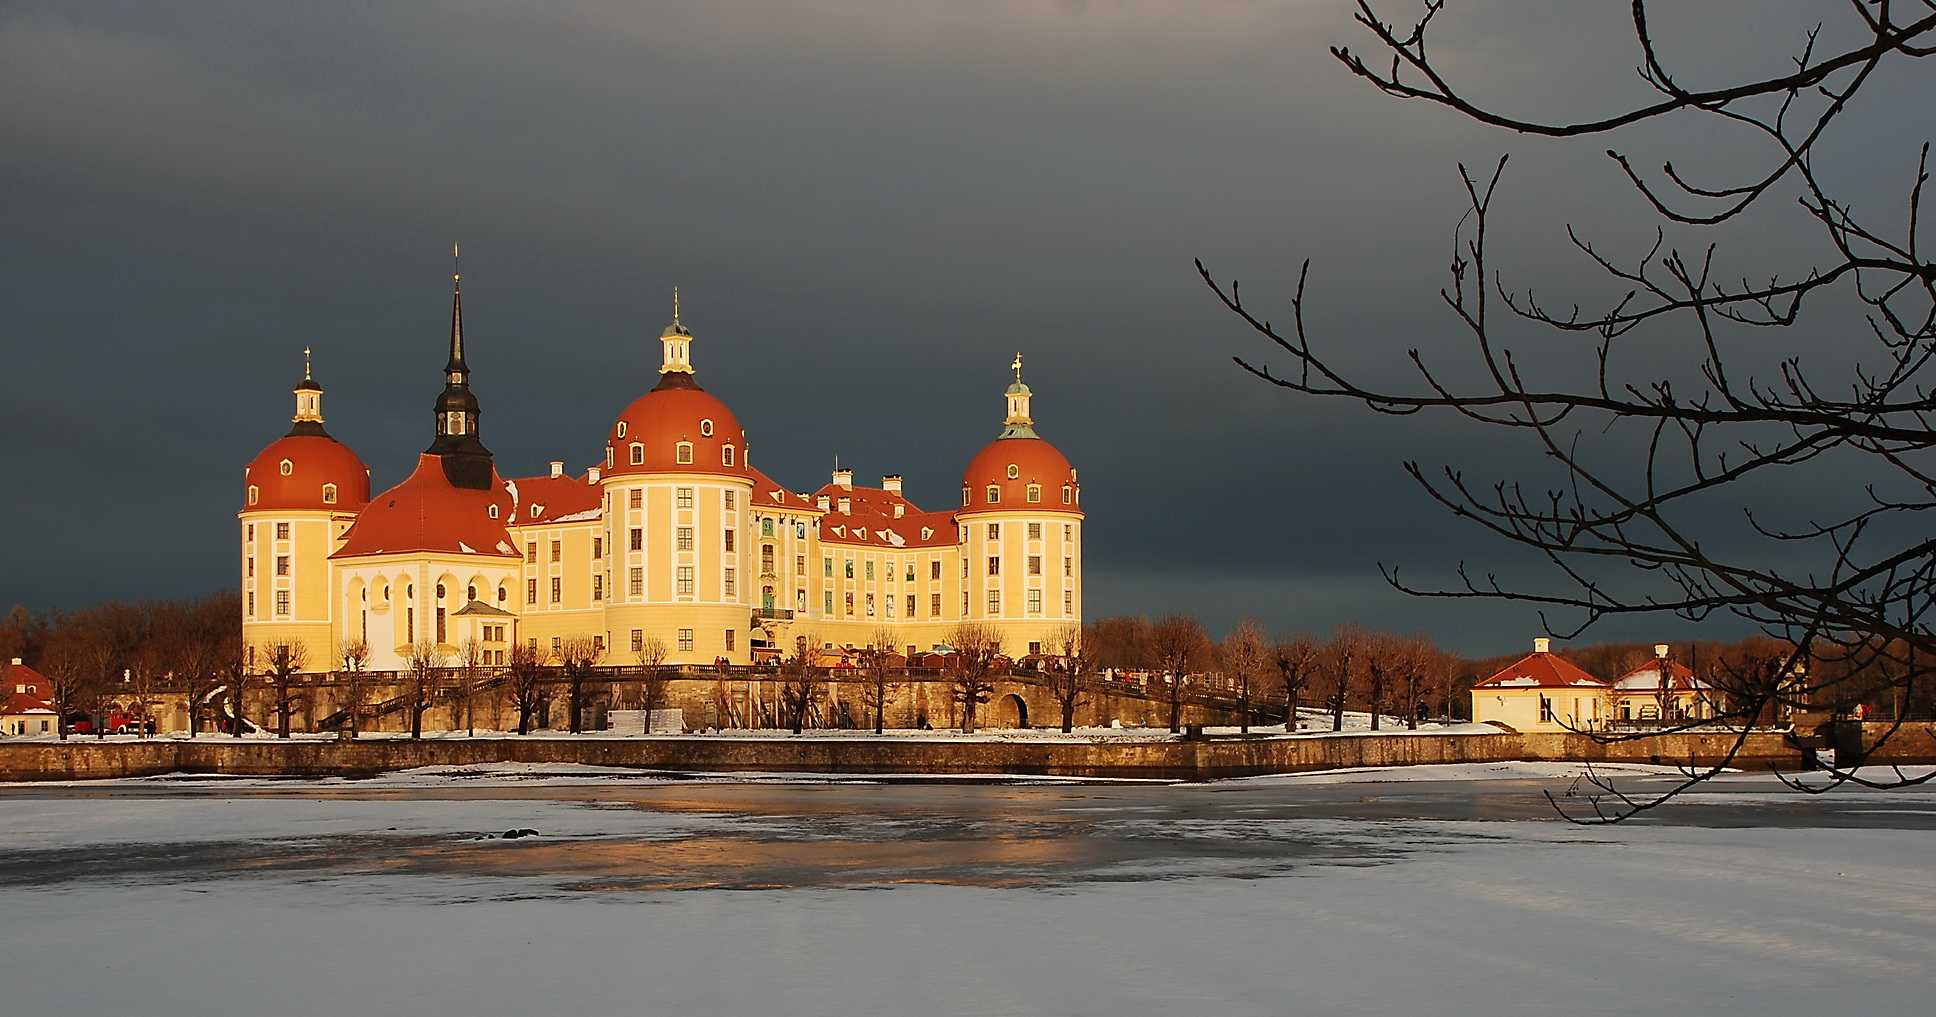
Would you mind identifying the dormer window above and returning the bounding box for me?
[630,443,644,465]
[280,459,294,476]
[616,422,628,439]
[676,442,694,465]
[322,484,337,504]
[248,485,259,506]
[1026,484,1041,503]
[606,447,615,468]
[721,444,735,466]
[530,505,542,518]
[961,486,970,507]
[700,419,714,437]
[1062,485,1073,505]
[487,504,499,519]
[986,485,1001,504]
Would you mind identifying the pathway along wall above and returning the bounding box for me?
[0,727,1872,782]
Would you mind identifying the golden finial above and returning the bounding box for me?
[673,287,681,324]
[303,346,313,380]
[452,242,460,281]
[1012,352,1023,382]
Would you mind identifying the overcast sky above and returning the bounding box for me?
[2,1,1925,653]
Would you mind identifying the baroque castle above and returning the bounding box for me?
[239,269,1083,671]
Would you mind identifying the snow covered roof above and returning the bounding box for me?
[1472,651,1610,690]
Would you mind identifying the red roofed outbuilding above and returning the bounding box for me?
[1471,638,1611,732]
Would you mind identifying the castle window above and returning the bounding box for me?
[487,504,498,519]
[527,542,537,560]
[961,486,970,507]
[845,593,854,616]
[721,445,735,466]
[497,585,507,603]
[247,524,254,541]
[467,585,476,601]
[275,591,290,615]
[1028,522,1042,540]
[725,629,734,651]
[1027,590,1042,614]
[616,422,627,438]
[724,568,736,597]
[676,566,694,595]
[1006,464,1019,480]
[550,577,561,603]
[987,556,1000,576]
[1028,556,1041,575]
[527,579,537,603]
[631,629,643,653]
[629,568,643,597]
[593,537,602,558]
[825,591,834,614]
[280,459,293,476]
[248,592,255,616]
[593,574,603,601]
[865,560,875,581]
[550,539,561,560]
[761,518,774,537]
[931,560,941,580]
[931,593,942,616]
[700,419,714,437]
[530,505,542,518]
[1062,485,1073,505]
[986,590,1001,614]
[1063,524,1072,541]
[276,523,290,540]
[630,528,642,551]
[606,447,615,468]
[1064,590,1073,614]
[630,489,643,509]
[630,444,644,465]
[275,555,289,576]
[677,527,693,550]
[677,488,693,508]
[247,557,254,578]
[866,593,875,616]
[824,557,833,577]
[845,560,854,578]
[987,523,1000,540]
[678,629,694,652]
[676,442,694,465]
[986,485,1001,504]
[322,484,337,504]
[762,545,775,572]
[1064,556,1072,577]
[724,529,736,552]
[1027,485,1041,503]
[725,491,736,510]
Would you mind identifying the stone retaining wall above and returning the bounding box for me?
[0,727,1851,783]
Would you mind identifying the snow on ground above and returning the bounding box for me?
[2,772,1932,1016]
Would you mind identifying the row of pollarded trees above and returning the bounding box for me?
[1085,615,1455,733]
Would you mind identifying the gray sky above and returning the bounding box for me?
[3,1,1924,653]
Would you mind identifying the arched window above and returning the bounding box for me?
[630,443,644,465]
[322,483,337,504]
[676,442,694,464]
[721,444,735,466]
[435,584,445,599]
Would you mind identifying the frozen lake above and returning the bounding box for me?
[3,763,1932,1016]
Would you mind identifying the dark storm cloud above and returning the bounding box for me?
[1,1,1922,652]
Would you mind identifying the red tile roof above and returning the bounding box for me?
[603,374,753,481]
[1473,651,1611,690]
[244,434,371,513]
[504,471,602,526]
[1612,660,1709,691]
[4,690,55,716]
[331,454,518,559]
[959,436,1080,515]
[813,483,957,548]
[3,660,51,701]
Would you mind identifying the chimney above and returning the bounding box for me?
[893,504,904,518]
[9,657,19,665]
[549,461,564,477]
[838,497,852,514]
[882,474,903,494]
[1654,643,1671,659]
[817,495,831,511]
[833,468,853,490]
[1533,637,1551,654]
[587,467,601,483]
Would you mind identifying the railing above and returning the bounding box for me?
[750,608,795,621]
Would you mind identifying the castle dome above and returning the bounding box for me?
[603,293,753,482]
[331,454,516,559]
[959,356,1079,513]
[242,355,370,512]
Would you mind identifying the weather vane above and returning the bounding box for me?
[1012,352,1023,382]
[673,286,681,323]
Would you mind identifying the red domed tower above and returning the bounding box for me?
[956,355,1082,654]
[600,292,759,664]
[240,350,371,667]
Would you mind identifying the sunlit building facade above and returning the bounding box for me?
[239,275,1083,670]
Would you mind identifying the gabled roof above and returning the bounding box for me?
[504,471,602,526]
[452,599,516,618]
[813,483,957,549]
[3,660,51,701]
[3,690,55,716]
[1473,651,1610,690]
[750,467,819,513]
[1612,659,1710,691]
[331,454,519,560]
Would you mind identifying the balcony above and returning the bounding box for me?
[751,607,795,621]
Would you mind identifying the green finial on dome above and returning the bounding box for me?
[999,353,1037,438]
[662,287,690,338]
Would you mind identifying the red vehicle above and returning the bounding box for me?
[67,712,153,735]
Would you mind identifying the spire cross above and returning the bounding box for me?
[1012,352,1023,383]
[303,346,313,380]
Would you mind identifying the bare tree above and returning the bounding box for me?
[1148,614,1207,733]
[635,637,670,733]
[858,626,903,734]
[338,639,371,738]
[1274,634,1321,732]
[1045,623,1092,733]
[452,636,486,736]
[777,641,823,734]
[1359,629,1402,732]
[506,642,547,735]
[1395,634,1441,730]
[1322,626,1365,733]
[556,635,604,734]
[261,639,307,738]
[404,640,442,740]
[1203,2,1936,816]
[38,637,95,741]
[1221,618,1270,734]
[946,622,1004,734]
